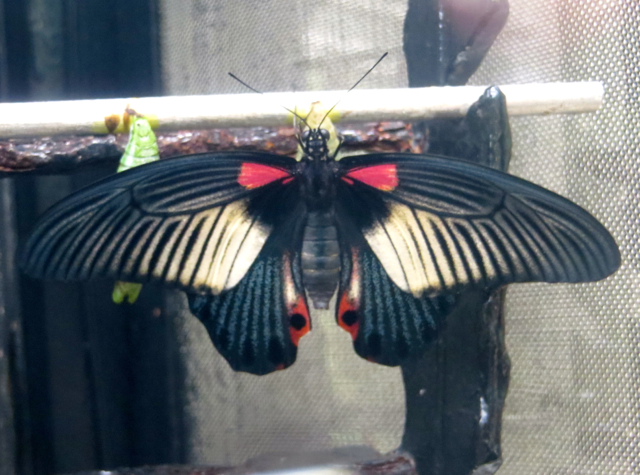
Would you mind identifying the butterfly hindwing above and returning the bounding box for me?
[20,151,300,295]
[188,212,310,375]
[335,234,456,366]
[337,153,620,298]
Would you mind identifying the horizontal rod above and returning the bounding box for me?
[0,82,603,139]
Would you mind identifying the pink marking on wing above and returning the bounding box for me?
[289,295,311,346]
[238,163,291,189]
[337,292,360,340]
[337,248,361,340]
[282,253,311,347]
[344,164,398,191]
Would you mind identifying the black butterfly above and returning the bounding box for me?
[18,55,619,375]
[20,112,620,374]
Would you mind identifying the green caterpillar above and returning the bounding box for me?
[117,115,160,172]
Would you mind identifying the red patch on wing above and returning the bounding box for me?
[343,164,398,191]
[238,163,291,189]
[289,296,310,346]
[337,293,360,339]
[337,247,361,340]
[282,253,310,347]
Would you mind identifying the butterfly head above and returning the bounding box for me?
[300,127,332,162]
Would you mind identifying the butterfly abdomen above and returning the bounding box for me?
[302,210,340,309]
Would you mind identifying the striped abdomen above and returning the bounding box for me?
[302,210,340,309]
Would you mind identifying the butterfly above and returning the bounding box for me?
[19,120,620,375]
[19,57,621,375]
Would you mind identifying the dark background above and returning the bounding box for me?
[0,1,187,473]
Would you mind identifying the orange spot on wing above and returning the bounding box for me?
[337,247,361,340]
[345,164,398,191]
[238,163,291,189]
[282,253,310,347]
[337,293,360,340]
[289,296,310,346]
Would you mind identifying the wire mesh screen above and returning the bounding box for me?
[469,1,640,473]
[159,0,639,473]
[160,1,408,94]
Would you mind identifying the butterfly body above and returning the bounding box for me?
[300,210,340,309]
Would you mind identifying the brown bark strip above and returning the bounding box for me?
[0,122,414,176]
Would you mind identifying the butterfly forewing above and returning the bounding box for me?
[337,153,620,298]
[20,152,300,295]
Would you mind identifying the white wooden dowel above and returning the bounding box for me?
[0,82,603,139]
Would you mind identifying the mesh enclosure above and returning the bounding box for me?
[469,1,640,473]
[159,1,640,473]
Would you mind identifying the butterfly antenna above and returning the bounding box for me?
[228,72,311,129]
[318,52,388,129]
[291,103,304,148]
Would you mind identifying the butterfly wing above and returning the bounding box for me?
[20,151,300,295]
[337,153,620,298]
[335,219,456,366]
[188,206,310,375]
[334,152,620,365]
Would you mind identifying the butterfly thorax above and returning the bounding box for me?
[300,159,337,208]
[299,128,339,209]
